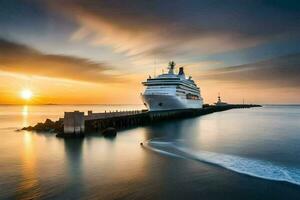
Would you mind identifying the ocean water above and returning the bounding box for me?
[0,105,300,199]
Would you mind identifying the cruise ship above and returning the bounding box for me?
[141,61,203,111]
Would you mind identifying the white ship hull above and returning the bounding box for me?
[142,94,203,111]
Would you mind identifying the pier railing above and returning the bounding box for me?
[84,110,144,120]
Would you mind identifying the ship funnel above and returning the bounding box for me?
[178,67,185,75]
[178,67,185,78]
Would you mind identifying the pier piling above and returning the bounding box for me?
[63,111,85,135]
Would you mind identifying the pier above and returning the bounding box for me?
[21,104,261,137]
[62,110,146,135]
[60,104,261,137]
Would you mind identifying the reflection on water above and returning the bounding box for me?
[0,105,300,200]
[143,117,200,142]
[22,106,29,117]
[17,132,41,199]
[63,139,84,198]
[22,105,29,127]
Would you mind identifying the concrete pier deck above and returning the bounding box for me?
[61,104,261,137]
[21,104,261,137]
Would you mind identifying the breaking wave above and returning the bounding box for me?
[145,139,300,186]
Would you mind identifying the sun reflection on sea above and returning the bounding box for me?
[22,105,29,127]
[16,132,41,199]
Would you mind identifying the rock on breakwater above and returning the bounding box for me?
[21,118,63,133]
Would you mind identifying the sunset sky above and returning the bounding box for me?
[0,0,300,104]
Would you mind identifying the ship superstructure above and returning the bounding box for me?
[141,61,203,111]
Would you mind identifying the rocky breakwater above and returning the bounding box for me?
[21,118,63,133]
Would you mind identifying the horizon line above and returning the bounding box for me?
[0,103,300,106]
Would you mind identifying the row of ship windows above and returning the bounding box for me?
[176,93,200,100]
[146,86,199,93]
[186,93,200,100]
[146,85,199,93]
[176,88,199,94]
[176,85,199,92]
[145,82,198,90]
[146,89,199,97]
[146,88,198,94]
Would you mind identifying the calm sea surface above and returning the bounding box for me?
[1,105,300,200]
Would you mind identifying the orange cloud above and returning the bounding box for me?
[0,38,124,84]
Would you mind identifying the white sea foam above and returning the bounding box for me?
[143,140,184,158]
[147,140,300,186]
[148,141,172,145]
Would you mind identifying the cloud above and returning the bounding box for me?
[0,38,123,83]
[49,0,300,58]
[198,53,300,88]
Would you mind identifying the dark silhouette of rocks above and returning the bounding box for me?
[21,118,63,133]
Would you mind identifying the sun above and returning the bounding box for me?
[21,89,33,100]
